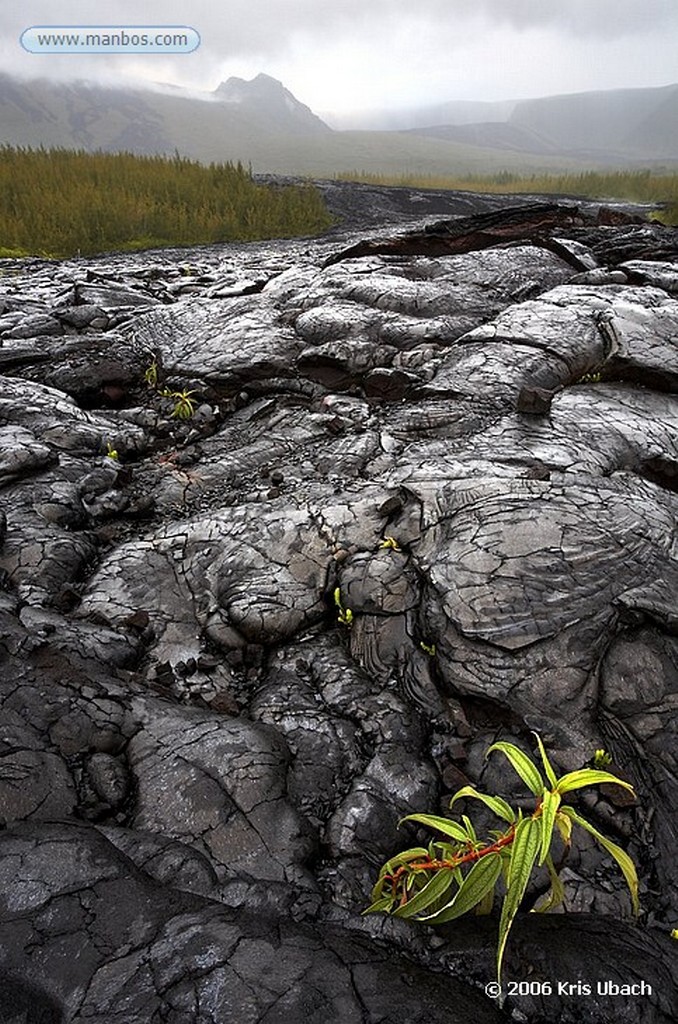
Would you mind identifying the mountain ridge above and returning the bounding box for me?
[508,82,678,160]
[0,72,676,173]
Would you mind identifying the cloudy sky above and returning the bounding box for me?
[4,0,678,121]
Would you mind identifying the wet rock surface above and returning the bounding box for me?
[0,185,677,1023]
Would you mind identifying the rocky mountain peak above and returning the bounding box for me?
[213,73,331,133]
[215,72,286,100]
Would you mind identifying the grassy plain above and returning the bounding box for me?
[0,146,333,258]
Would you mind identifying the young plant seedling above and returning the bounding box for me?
[379,536,402,551]
[334,586,353,628]
[143,354,198,420]
[365,733,639,983]
[169,389,197,420]
[577,370,603,384]
[144,357,159,389]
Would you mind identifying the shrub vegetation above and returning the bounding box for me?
[338,168,678,224]
[0,146,333,258]
[366,734,639,983]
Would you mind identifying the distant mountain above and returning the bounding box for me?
[323,99,516,131]
[403,121,559,156]
[215,73,330,135]
[0,73,676,175]
[507,83,678,161]
[0,72,330,158]
[624,85,678,157]
[0,74,170,152]
[362,83,678,163]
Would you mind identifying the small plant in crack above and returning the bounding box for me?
[143,354,198,420]
[157,386,197,420]
[144,356,159,389]
[168,389,197,420]
[105,441,119,460]
[592,748,613,768]
[365,732,639,983]
[419,640,436,657]
[577,370,603,384]
[334,586,353,628]
[379,536,402,552]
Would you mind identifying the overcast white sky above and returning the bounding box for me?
[4,0,678,118]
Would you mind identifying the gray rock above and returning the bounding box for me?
[1,312,63,338]
[55,303,109,328]
[74,280,165,308]
[621,258,678,293]
[0,822,507,1024]
[0,192,676,1023]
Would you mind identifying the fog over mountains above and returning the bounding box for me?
[1,71,677,175]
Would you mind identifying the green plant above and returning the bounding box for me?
[169,389,197,420]
[593,748,613,768]
[0,145,332,258]
[379,536,402,551]
[105,441,119,460]
[365,733,638,983]
[145,357,198,421]
[419,640,436,657]
[144,357,159,389]
[334,586,353,628]
[0,246,34,258]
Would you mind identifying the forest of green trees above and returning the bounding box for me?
[338,168,678,224]
[0,147,334,258]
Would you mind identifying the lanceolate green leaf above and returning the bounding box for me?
[538,789,561,865]
[487,742,544,796]
[377,847,429,879]
[450,786,516,824]
[555,810,572,846]
[561,806,639,915]
[556,769,636,798]
[462,815,478,843]
[497,817,541,981]
[476,884,495,916]
[393,865,457,918]
[506,817,539,888]
[400,813,470,843]
[363,895,396,914]
[533,853,565,913]
[532,732,558,790]
[420,853,502,924]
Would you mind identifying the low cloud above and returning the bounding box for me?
[2,0,677,110]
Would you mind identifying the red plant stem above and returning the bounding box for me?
[387,824,516,899]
